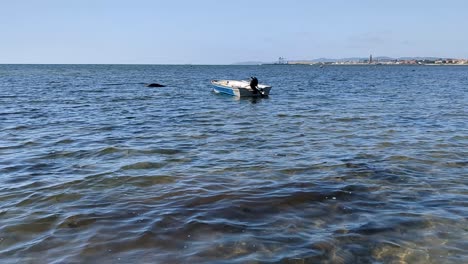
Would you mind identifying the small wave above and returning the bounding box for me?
[59,214,99,229]
[351,216,433,236]
[5,125,28,130]
[96,147,183,156]
[331,78,349,82]
[343,162,410,183]
[0,95,19,99]
[377,141,394,148]
[120,162,165,170]
[335,116,367,122]
[97,146,122,155]
[0,110,33,116]
[15,192,82,207]
[3,214,59,234]
[181,219,247,235]
[55,138,74,144]
[444,161,468,167]
[41,150,90,159]
[102,82,146,86]
[92,175,176,187]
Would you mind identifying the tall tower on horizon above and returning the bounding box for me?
[369,54,373,64]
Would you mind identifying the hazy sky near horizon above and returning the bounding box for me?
[1,0,467,64]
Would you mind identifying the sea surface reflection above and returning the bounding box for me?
[0,65,466,263]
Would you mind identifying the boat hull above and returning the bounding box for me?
[211,80,272,97]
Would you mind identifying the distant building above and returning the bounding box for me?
[369,54,373,64]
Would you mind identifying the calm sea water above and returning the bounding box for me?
[0,64,467,263]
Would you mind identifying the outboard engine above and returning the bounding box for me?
[250,77,263,95]
[250,77,259,89]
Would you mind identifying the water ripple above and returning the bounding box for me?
[0,65,467,263]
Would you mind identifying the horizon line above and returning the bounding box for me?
[1,55,467,66]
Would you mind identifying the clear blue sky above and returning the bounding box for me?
[1,0,467,64]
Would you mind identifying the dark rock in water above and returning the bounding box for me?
[146,83,166,87]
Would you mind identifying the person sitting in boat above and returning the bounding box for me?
[250,77,259,94]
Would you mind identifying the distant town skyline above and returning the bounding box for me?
[1,0,468,64]
[235,55,468,65]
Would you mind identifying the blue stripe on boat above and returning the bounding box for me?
[213,84,236,96]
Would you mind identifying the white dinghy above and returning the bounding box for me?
[211,77,272,97]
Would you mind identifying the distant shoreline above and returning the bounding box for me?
[1,63,468,66]
[237,56,468,66]
[261,63,468,66]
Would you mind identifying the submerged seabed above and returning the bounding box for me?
[0,65,467,263]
